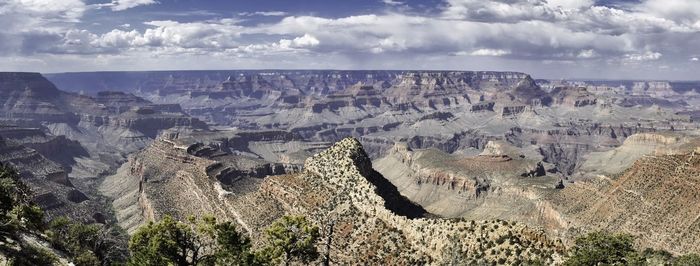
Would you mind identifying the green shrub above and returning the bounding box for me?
[674,253,700,266]
[563,231,638,266]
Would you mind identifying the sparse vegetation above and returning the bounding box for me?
[48,216,127,265]
[563,231,700,266]
[0,163,43,236]
[0,163,128,265]
[128,214,319,266]
[128,215,258,265]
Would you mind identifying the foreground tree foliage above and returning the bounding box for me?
[564,231,700,266]
[0,163,44,237]
[48,216,128,265]
[674,253,700,266]
[0,163,57,265]
[564,231,638,265]
[128,215,256,265]
[0,163,128,265]
[257,215,320,266]
[128,215,320,266]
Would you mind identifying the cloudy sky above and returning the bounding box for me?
[1,0,699,80]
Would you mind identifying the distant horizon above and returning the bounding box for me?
[32,69,700,82]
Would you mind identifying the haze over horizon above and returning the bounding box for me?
[2,0,700,80]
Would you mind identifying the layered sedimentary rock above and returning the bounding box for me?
[550,87,597,107]
[45,71,698,178]
[0,134,105,222]
[99,130,307,233]
[35,70,700,259]
[550,145,700,254]
[577,132,699,176]
[103,137,564,264]
[375,131,700,255]
[0,72,208,222]
[374,141,564,232]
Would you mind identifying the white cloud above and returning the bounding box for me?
[0,0,87,22]
[239,11,288,17]
[637,0,700,23]
[382,0,404,6]
[545,0,593,10]
[286,34,320,48]
[231,34,321,56]
[442,0,555,21]
[441,0,698,34]
[692,57,699,61]
[625,51,662,61]
[282,34,318,49]
[465,49,511,56]
[1,0,700,79]
[577,49,597,58]
[254,14,635,61]
[105,0,158,11]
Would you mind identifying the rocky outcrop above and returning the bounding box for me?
[261,138,564,264]
[102,137,564,264]
[100,132,304,233]
[499,105,528,117]
[0,126,89,170]
[508,122,668,175]
[550,87,597,107]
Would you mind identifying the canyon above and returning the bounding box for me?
[2,70,700,263]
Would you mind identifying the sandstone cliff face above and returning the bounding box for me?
[101,139,236,233]
[550,87,597,107]
[99,134,302,233]
[0,72,78,125]
[373,132,700,256]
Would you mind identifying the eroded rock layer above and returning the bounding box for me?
[103,137,565,264]
[551,148,700,254]
[0,72,207,222]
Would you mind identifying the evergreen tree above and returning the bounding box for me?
[128,215,254,266]
[564,231,638,266]
[258,215,320,266]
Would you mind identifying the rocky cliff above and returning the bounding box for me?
[102,137,565,264]
[0,132,105,222]
[0,72,208,223]
[44,71,698,178]
[551,146,700,254]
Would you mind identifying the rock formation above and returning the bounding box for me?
[0,72,207,222]
[2,70,699,261]
[551,146,700,254]
[103,137,565,264]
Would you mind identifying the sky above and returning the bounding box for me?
[1,0,699,80]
